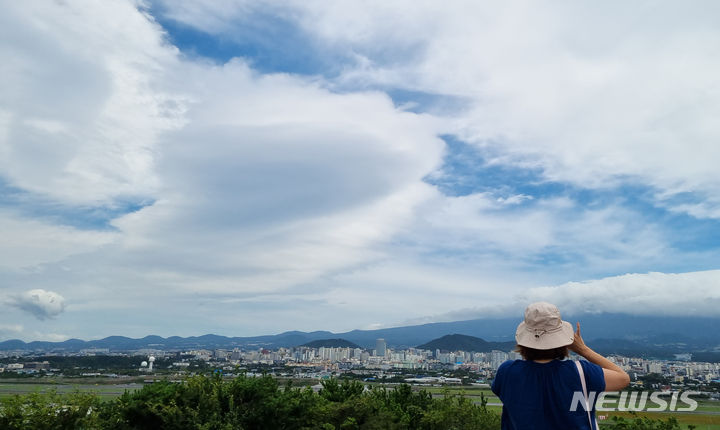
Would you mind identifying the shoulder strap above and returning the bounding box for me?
[575,360,598,430]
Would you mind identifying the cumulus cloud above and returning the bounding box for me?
[8,289,66,320]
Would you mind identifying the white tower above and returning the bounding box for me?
[148,356,155,372]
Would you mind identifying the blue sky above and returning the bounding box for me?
[1,0,720,341]
[152,5,341,77]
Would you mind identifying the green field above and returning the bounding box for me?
[0,382,142,400]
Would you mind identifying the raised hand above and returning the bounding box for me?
[569,322,588,355]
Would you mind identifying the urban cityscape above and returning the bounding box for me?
[3,338,720,393]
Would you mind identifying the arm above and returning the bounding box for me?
[569,322,630,392]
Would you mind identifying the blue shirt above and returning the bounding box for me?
[491,359,605,430]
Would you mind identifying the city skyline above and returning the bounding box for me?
[2,1,720,341]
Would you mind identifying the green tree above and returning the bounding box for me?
[609,415,682,429]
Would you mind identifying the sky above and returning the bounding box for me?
[2,0,720,341]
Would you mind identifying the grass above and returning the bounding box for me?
[599,411,720,429]
[0,382,142,400]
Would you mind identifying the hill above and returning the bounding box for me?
[300,338,361,349]
[417,334,515,352]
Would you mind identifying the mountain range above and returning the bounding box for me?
[2,313,719,360]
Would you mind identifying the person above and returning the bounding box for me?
[491,302,630,429]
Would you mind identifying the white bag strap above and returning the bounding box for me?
[575,360,598,430]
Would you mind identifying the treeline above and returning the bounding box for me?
[0,355,177,378]
[0,355,172,370]
[0,374,686,429]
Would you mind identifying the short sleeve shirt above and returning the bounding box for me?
[491,359,605,430]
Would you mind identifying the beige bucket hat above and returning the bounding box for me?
[515,302,574,350]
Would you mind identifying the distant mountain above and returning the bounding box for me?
[300,339,361,349]
[417,334,515,352]
[2,313,720,357]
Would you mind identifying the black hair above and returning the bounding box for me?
[515,345,569,361]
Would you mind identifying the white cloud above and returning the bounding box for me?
[0,0,184,205]
[0,324,23,337]
[408,269,720,324]
[520,270,720,317]
[8,289,66,320]
[393,191,670,280]
[0,211,117,269]
[100,58,445,293]
[30,332,70,342]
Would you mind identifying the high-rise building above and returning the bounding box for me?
[490,350,509,369]
[376,338,387,357]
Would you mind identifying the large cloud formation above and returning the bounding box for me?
[158,0,720,217]
[0,0,447,337]
[1,1,720,339]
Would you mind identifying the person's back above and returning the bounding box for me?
[492,359,604,430]
[492,302,630,430]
